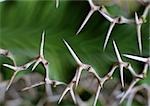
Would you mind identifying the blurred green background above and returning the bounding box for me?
[0,0,149,106]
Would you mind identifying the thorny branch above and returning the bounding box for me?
[1,37,149,105]
[76,0,150,53]
[119,54,150,105]
[1,38,149,105]
[58,40,139,106]
[112,41,140,88]
[0,0,149,106]
[3,60,35,91]
[21,31,65,93]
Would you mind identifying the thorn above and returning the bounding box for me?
[3,64,16,70]
[76,9,95,35]
[76,0,99,35]
[93,85,101,106]
[6,71,18,91]
[98,9,114,22]
[63,40,82,65]
[135,12,139,24]
[56,0,59,8]
[103,22,116,50]
[120,65,125,88]
[119,78,140,104]
[135,12,143,54]
[40,31,45,57]
[113,40,123,62]
[123,54,147,63]
[127,64,138,77]
[70,89,77,104]
[58,87,70,104]
[75,67,82,88]
[32,60,40,71]
[21,81,45,91]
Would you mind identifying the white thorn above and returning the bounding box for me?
[40,31,45,57]
[127,64,138,77]
[98,10,114,22]
[75,67,82,88]
[70,89,76,104]
[58,87,70,104]
[113,40,122,62]
[93,85,101,106]
[143,64,149,77]
[63,40,82,65]
[0,0,5,2]
[32,60,40,71]
[123,54,147,63]
[22,81,45,91]
[76,9,95,35]
[137,24,142,54]
[135,12,142,54]
[56,0,59,8]
[135,12,139,24]
[3,64,17,71]
[120,79,140,104]
[6,71,18,91]
[23,60,36,69]
[120,65,125,88]
[103,22,116,50]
